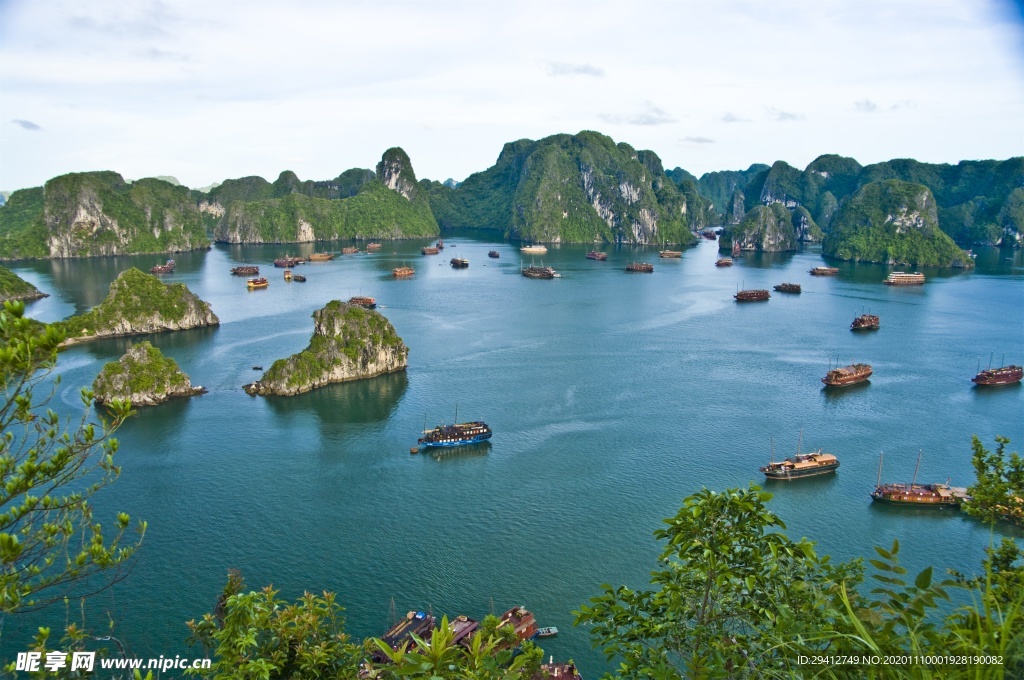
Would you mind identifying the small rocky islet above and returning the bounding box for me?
[92,341,206,407]
[245,300,408,397]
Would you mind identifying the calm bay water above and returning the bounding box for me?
[4,236,1023,675]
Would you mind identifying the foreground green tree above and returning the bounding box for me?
[965,435,1023,527]
[577,485,1024,679]
[188,571,543,680]
[0,301,144,614]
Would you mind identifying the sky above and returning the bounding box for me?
[1,0,1023,192]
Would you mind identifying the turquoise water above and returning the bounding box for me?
[4,237,1023,674]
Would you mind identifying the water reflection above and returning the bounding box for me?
[263,370,408,425]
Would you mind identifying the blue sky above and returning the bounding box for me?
[1,0,1022,191]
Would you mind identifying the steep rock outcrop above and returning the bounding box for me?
[245,301,408,397]
[213,151,436,244]
[56,268,219,345]
[93,341,205,407]
[424,131,697,245]
[721,203,799,252]
[823,180,974,267]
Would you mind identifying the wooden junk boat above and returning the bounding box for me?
[586,251,608,261]
[230,265,259,276]
[450,257,469,269]
[421,246,440,255]
[761,435,839,480]
[972,364,1023,386]
[715,258,733,267]
[851,314,880,331]
[371,611,437,662]
[366,242,383,250]
[348,296,377,309]
[870,451,969,508]
[520,244,547,254]
[392,266,415,278]
[307,252,335,261]
[809,266,839,276]
[150,259,175,274]
[246,277,269,289]
[773,283,801,294]
[822,362,872,387]
[734,289,770,302]
[537,662,581,678]
[522,265,559,279]
[659,249,683,258]
[488,250,500,258]
[626,262,654,273]
[436,239,445,250]
[884,271,925,286]
[448,615,479,647]
[496,606,539,647]
[701,229,717,240]
[274,256,304,268]
[418,419,493,448]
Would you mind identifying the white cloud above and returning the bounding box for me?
[11,119,43,131]
[0,0,1021,187]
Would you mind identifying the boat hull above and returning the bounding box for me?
[762,464,839,480]
[418,433,492,448]
[972,366,1023,386]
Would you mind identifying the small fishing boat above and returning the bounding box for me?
[734,289,770,302]
[535,627,559,638]
[393,266,414,278]
[715,258,733,267]
[822,362,872,386]
[366,242,383,250]
[341,246,359,254]
[283,269,292,281]
[851,314,880,331]
[626,262,654,273]
[292,274,306,282]
[348,296,377,309]
[436,239,445,250]
[870,451,969,508]
[488,250,500,258]
[150,259,175,274]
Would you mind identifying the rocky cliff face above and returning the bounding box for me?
[424,131,697,245]
[56,268,219,345]
[40,173,209,258]
[721,203,799,252]
[823,180,974,267]
[213,150,437,244]
[93,341,206,407]
[246,301,408,397]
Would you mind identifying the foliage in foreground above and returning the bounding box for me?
[576,485,1023,679]
[965,435,1024,528]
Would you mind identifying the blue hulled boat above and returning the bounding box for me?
[418,421,492,448]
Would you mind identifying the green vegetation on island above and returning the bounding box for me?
[55,267,219,345]
[823,180,975,267]
[672,154,1023,249]
[211,149,437,244]
[423,131,699,245]
[0,172,209,260]
[246,300,408,396]
[0,265,47,303]
[92,341,205,407]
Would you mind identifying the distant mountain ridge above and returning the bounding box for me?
[2,134,1019,260]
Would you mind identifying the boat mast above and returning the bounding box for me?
[912,449,922,488]
[796,429,803,456]
[876,452,883,488]
[770,437,775,464]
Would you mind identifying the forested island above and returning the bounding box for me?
[93,341,206,406]
[0,264,47,302]
[54,267,219,345]
[245,300,408,397]
[1,132,1019,264]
